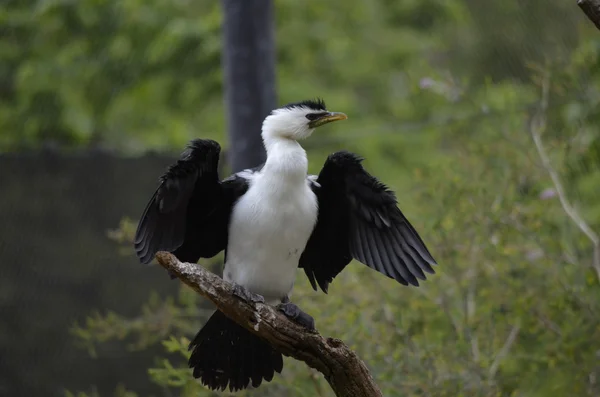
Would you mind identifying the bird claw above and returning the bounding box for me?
[277,302,316,331]
[232,284,265,303]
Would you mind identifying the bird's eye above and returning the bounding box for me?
[306,113,326,121]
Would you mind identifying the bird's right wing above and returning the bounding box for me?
[134,139,248,264]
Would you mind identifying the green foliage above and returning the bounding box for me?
[1,0,222,152]
[70,289,203,357]
[107,217,139,257]
[3,0,600,396]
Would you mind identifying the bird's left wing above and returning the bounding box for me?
[299,151,437,293]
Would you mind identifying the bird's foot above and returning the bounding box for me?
[167,270,178,280]
[277,302,316,331]
[232,284,265,304]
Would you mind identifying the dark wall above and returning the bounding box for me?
[0,151,180,396]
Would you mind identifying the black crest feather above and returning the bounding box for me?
[281,98,326,112]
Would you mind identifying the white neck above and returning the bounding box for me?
[261,131,308,182]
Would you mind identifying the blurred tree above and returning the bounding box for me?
[1,0,587,154]
[0,0,223,152]
[221,0,274,172]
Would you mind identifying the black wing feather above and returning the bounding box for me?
[134,139,249,265]
[300,151,437,292]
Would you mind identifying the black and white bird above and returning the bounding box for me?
[134,99,437,392]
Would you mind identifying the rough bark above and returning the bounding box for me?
[578,0,600,30]
[221,0,275,173]
[155,252,383,397]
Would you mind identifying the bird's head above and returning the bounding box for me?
[262,99,348,141]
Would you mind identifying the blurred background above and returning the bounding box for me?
[1,0,600,396]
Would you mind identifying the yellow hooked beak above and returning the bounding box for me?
[308,112,348,128]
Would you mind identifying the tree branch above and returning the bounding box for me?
[578,0,600,31]
[154,251,383,397]
[529,72,600,283]
[488,322,521,379]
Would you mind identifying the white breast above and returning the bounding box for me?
[224,172,318,304]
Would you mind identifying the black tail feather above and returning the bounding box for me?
[188,310,284,392]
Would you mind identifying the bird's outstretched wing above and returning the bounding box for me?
[299,151,437,292]
[134,139,250,264]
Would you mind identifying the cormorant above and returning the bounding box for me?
[134,99,437,392]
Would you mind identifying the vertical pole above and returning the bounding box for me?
[221,0,276,173]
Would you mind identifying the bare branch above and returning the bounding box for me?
[578,0,600,31]
[488,323,521,378]
[466,267,480,363]
[154,252,383,397]
[529,72,600,283]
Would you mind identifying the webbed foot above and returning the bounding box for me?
[277,302,316,331]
